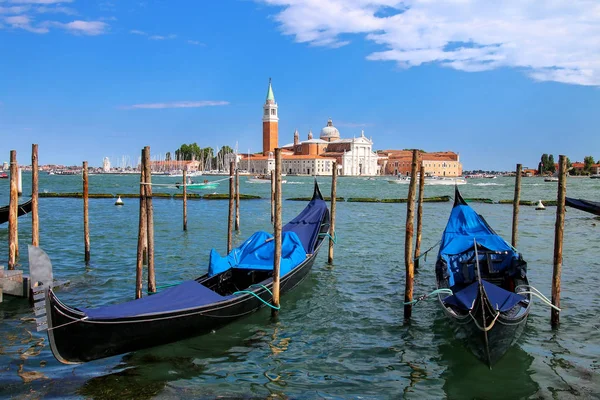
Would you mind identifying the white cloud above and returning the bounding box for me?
[0,6,29,14]
[130,29,146,35]
[9,0,73,4]
[120,101,230,110]
[260,0,600,86]
[187,39,204,46]
[148,33,176,40]
[3,14,49,33]
[54,20,107,35]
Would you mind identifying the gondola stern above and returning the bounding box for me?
[312,179,324,201]
[453,186,468,207]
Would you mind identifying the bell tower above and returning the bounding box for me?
[262,78,278,155]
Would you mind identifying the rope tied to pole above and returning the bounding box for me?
[403,288,453,305]
[233,284,281,310]
[515,284,562,312]
[413,239,441,262]
[318,231,337,244]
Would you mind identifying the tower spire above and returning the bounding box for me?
[266,77,275,103]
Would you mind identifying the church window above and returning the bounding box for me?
[264,109,268,115]
[271,109,276,116]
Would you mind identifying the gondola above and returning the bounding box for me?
[435,187,531,368]
[39,181,330,364]
[565,197,600,216]
[0,198,33,225]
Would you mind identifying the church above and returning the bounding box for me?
[239,80,379,176]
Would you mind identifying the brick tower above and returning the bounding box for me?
[262,78,278,155]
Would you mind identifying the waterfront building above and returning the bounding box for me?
[378,150,463,177]
[239,80,379,176]
[102,157,111,173]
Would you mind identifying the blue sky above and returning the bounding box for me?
[1,0,599,171]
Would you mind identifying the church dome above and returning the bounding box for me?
[320,118,340,141]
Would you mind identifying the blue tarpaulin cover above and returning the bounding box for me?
[208,195,328,277]
[443,279,526,312]
[439,203,518,286]
[81,280,231,319]
[208,231,307,277]
[282,197,328,254]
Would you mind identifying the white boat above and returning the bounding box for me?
[590,174,600,179]
[388,176,411,184]
[424,176,467,185]
[544,177,559,182]
[247,175,287,184]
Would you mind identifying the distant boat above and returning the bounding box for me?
[425,176,467,185]
[388,176,411,184]
[176,179,219,190]
[248,175,287,184]
[544,177,559,182]
[590,175,600,179]
[0,172,7,179]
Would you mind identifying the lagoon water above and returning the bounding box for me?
[0,174,599,399]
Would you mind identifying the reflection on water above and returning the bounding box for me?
[434,318,538,399]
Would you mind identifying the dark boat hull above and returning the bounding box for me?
[437,280,530,367]
[565,197,600,216]
[46,245,321,364]
[0,198,33,225]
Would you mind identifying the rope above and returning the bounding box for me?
[413,239,441,262]
[47,316,88,331]
[318,231,337,244]
[515,284,562,312]
[403,288,453,305]
[233,284,280,310]
[469,310,500,332]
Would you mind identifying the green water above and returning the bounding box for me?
[0,174,599,399]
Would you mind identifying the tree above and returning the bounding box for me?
[547,154,556,173]
[540,154,549,174]
[165,152,171,162]
[584,156,595,172]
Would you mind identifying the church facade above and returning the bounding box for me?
[239,80,379,176]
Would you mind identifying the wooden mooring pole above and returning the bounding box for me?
[328,161,337,265]
[83,161,90,264]
[414,162,425,269]
[135,149,147,299]
[551,155,567,328]
[31,144,39,247]
[235,167,240,231]
[272,148,282,317]
[183,168,188,231]
[512,164,522,248]
[227,161,235,253]
[404,149,419,321]
[8,150,18,269]
[144,146,156,294]
[270,170,275,223]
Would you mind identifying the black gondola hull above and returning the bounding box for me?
[0,198,33,225]
[47,247,320,364]
[437,280,530,367]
